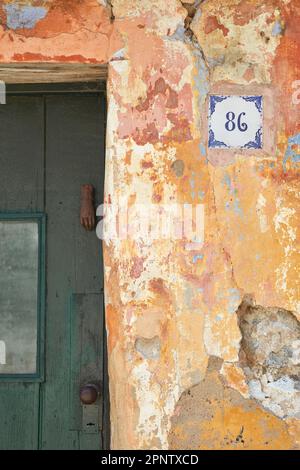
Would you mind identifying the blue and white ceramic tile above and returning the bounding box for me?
[208,95,263,149]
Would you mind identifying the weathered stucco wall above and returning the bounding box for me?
[0,0,299,450]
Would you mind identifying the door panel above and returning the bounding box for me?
[0,96,44,212]
[0,383,40,450]
[41,95,105,449]
[0,89,106,450]
[70,294,104,449]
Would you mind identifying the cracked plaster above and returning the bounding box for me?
[0,0,299,450]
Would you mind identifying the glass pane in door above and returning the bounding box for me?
[0,220,39,374]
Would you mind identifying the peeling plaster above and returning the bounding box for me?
[4,4,48,30]
[0,0,299,450]
[169,356,294,449]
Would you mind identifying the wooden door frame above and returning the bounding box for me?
[0,63,108,84]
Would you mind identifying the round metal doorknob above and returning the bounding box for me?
[79,383,100,405]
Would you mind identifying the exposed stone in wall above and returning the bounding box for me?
[237,297,300,419]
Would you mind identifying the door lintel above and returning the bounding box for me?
[0,63,108,85]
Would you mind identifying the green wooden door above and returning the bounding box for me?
[0,84,108,450]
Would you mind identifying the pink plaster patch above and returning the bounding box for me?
[130,257,145,279]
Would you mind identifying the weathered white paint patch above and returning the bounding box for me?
[132,362,164,447]
[274,200,296,243]
[256,193,269,233]
[0,80,6,105]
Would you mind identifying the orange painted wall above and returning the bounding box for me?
[0,0,299,450]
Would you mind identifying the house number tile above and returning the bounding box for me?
[208,95,263,149]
